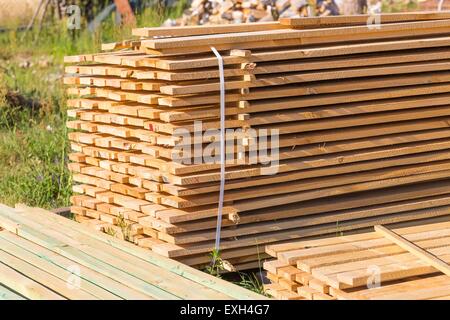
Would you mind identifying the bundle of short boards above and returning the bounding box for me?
[65,11,450,270]
[264,220,450,300]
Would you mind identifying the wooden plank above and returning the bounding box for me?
[151,207,450,258]
[79,56,450,91]
[159,81,450,107]
[141,20,450,50]
[161,157,450,208]
[281,11,450,27]
[0,209,229,300]
[0,248,99,300]
[133,22,287,37]
[0,232,121,300]
[92,35,450,71]
[0,284,25,300]
[129,36,450,70]
[0,230,149,299]
[375,225,450,276]
[264,220,450,299]
[331,252,449,288]
[145,28,450,56]
[10,204,265,300]
[161,50,450,94]
[297,235,450,273]
[159,202,450,245]
[0,261,65,300]
[353,275,450,300]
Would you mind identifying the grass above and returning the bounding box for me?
[0,3,187,209]
[0,48,70,208]
[204,249,226,278]
[203,248,269,296]
[236,272,266,296]
[382,0,419,12]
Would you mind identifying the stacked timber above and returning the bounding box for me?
[0,203,263,300]
[264,219,450,300]
[66,12,450,270]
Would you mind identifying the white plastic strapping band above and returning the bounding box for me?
[210,46,226,254]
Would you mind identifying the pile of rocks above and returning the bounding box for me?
[162,0,387,26]
[165,0,312,26]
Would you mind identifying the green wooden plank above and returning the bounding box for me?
[9,207,231,300]
[0,248,97,300]
[0,261,65,300]
[0,231,149,300]
[0,206,177,300]
[0,283,26,300]
[0,205,242,299]
[13,205,266,300]
[0,232,121,300]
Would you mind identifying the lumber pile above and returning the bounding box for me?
[263,219,450,300]
[0,203,263,300]
[65,12,450,270]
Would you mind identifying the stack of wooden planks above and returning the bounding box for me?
[0,203,264,300]
[66,12,450,270]
[264,219,450,300]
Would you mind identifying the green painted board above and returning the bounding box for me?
[0,283,25,300]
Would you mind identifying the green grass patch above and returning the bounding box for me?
[0,112,71,208]
[0,4,187,208]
